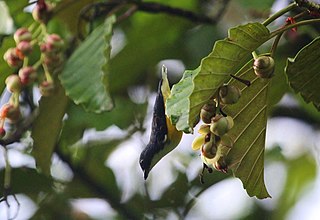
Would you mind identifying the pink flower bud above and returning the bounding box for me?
[45,34,64,53]
[14,28,32,44]
[17,41,33,56]
[32,1,52,23]
[19,66,37,85]
[3,48,23,67]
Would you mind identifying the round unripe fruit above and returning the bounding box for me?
[210,115,233,136]
[219,85,241,105]
[14,28,32,44]
[253,56,275,78]
[5,75,22,93]
[19,66,37,85]
[200,103,216,124]
[201,141,217,159]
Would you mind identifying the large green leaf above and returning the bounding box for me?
[225,60,271,199]
[285,37,320,110]
[60,15,115,113]
[166,23,270,133]
[31,81,69,175]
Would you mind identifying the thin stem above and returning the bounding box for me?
[230,74,251,86]
[270,32,283,57]
[252,51,259,59]
[295,0,320,13]
[23,57,29,67]
[269,18,320,38]
[262,3,297,26]
[4,148,11,189]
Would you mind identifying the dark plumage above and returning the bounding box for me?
[139,79,168,179]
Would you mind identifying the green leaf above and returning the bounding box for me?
[285,37,320,110]
[60,15,116,113]
[31,81,69,175]
[166,23,270,133]
[225,60,271,199]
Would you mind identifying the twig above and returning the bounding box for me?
[295,0,320,13]
[78,0,228,25]
[133,1,218,24]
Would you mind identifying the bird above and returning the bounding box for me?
[139,66,182,180]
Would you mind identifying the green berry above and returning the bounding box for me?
[253,56,275,78]
[200,102,216,124]
[201,141,217,159]
[210,115,228,136]
[219,85,241,105]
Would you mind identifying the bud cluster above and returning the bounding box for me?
[0,0,63,138]
[192,84,242,177]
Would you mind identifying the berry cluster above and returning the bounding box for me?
[0,1,63,138]
[192,85,241,174]
[192,54,275,179]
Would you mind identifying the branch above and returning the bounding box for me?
[270,105,320,128]
[132,1,222,24]
[55,146,142,220]
[295,0,320,13]
[77,0,229,25]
